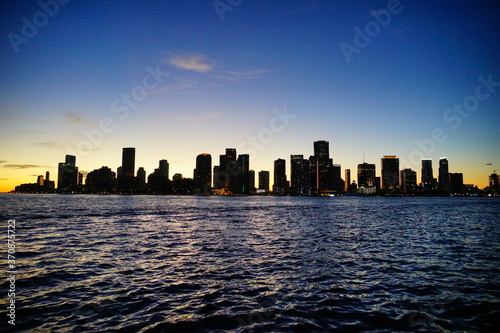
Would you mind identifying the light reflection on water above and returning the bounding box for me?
[0,195,499,332]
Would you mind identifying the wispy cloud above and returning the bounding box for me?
[195,110,223,121]
[215,69,272,81]
[4,164,47,169]
[0,161,7,164]
[0,178,10,181]
[31,141,66,149]
[167,55,213,73]
[64,112,97,127]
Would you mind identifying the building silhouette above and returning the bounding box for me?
[421,159,434,192]
[248,170,255,193]
[290,155,310,195]
[137,167,146,193]
[381,155,399,190]
[148,160,172,194]
[450,173,464,194]
[273,158,287,195]
[119,147,136,193]
[345,169,351,192]
[259,170,270,193]
[194,153,212,194]
[57,154,78,193]
[86,166,116,193]
[400,168,417,193]
[439,157,450,191]
[357,163,376,187]
[235,154,250,194]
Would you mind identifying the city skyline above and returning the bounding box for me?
[10,141,499,195]
[1,1,499,192]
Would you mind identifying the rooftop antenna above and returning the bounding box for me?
[363,150,365,163]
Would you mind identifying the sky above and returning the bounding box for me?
[1,0,499,192]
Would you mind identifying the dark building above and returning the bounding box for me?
[194,153,212,194]
[234,154,250,194]
[119,147,136,193]
[314,140,330,159]
[450,173,464,194]
[57,154,78,193]
[489,172,499,191]
[259,170,270,193]
[400,168,417,193]
[273,159,287,195]
[310,140,340,194]
[438,157,450,191]
[357,163,376,188]
[248,170,255,193]
[148,160,172,194]
[137,167,146,193]
[290,155,309,195]
[215,148,238,191]
[421,159,434,191]
[345,169,351,192]
[86,166,116,193]
[331,164,344,193]
[15,172,55,193]
[172,173,194,195]
[158,159,169,179]
[122,148,135,177]
[381,155,399,190]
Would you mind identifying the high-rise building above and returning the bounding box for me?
[226,148,237,161]
[290,155,306,195]
[400,168,417,193]
[314,140,329,159]
[357,163,376,187]
[450,173,464,194]
[86,166,116,193]
[119,147,136,193]
[57,154,78,193]
[345,169,351,192]
[438,157,450,191]
[235,154,250,194]
[381,155,399,189]
[122,148,135,177]
[259,170,270,192]
[489,172,499,191]
[248,170,255,193]
[137,167,146,193]
[273,159,287,194]
[311,140,338,194]
[159,159,169,179]
[421,159,434,191]
[194,153,212,194]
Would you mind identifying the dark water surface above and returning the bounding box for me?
[1,195,499,332]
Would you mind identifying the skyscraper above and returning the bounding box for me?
[421,159,434,191]
[122,147,135,177]
[381,155,399,189]
[259,171,270,193]
[357,163,376,187]
[248,170,255,193]
[57,154,78,193]
[194,153,212,194]
[311,140,337,194]
[438,157,450,191]
[290,155,305,195]
[273,158,287,195]
[159,159,169,179]
[119,147,136,193]
[450,173,464,194]
[400,168,417,193]
[235,154,250,194]
[345,169,351,192]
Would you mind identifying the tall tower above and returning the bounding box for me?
[381,155,399,189]
[314,140,329,159]
[421,159,434,190]
[438,157,450,191]
[259,171,270,192]
[159,159,169,179]
[195,153,212,194]
[345,169,351,192]
[290,155,304,195]
[57,154,78,193]
[273,159,287,195]
[122,148,136,177]
[357,163,376,187]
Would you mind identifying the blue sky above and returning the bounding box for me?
[1,0,499,191]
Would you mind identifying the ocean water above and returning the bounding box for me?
[0,195,499,332]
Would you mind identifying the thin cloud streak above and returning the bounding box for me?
[167,55,213,73]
